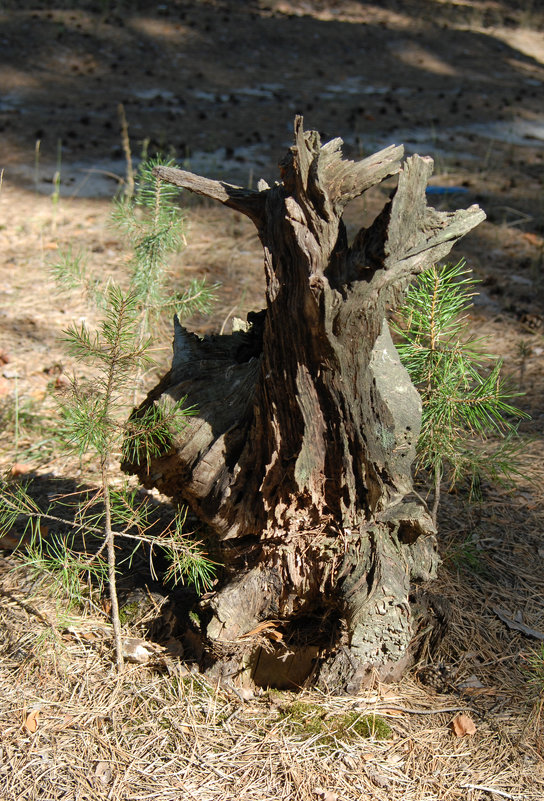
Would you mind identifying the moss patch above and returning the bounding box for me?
[118,601,140,625]
[279,701,391,743]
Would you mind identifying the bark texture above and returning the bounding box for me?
[124,118,485,691]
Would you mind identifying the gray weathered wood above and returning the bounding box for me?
[153,166,266,227]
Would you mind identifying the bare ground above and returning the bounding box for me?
[1,2,544,800]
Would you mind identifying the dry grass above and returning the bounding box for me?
[1,176,544,800]
[1,545,543,801]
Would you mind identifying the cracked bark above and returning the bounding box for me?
[123,117,484,692]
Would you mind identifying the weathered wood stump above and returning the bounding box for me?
[124,117,484,692]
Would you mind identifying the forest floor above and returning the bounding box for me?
[1,2,544,800]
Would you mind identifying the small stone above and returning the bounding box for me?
[121,637,164,664]
[94,761,112,785]
[2,368,18,379]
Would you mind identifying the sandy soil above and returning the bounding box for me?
[2,0,543,440]
[1,1,543,190]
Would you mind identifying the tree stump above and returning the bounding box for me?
[123,117,485,692]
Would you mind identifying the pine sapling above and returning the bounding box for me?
[0,286,214,669]
[394,260,528,525]
[1,156,219,669]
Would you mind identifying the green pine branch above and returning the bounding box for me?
[0,479,215,607]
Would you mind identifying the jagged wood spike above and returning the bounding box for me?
[152,166,266,227]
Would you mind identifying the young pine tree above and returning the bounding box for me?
[1,157,218,669]
[0,285,215,669]
[394,260,528,525]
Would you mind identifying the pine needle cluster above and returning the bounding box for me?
[394,260,528,524]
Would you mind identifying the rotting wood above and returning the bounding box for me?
[123,117,485,692]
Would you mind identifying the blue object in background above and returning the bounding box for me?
[425,186,469,195]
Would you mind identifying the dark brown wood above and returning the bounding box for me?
[124,117,485,692]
